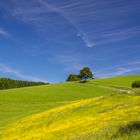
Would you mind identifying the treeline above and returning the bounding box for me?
[0,78,47,90]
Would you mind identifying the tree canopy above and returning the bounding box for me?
[66,67,93,82]
[79,67,93,81]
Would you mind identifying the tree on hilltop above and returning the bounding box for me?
[79,67,93,81]
[66,67,94,82]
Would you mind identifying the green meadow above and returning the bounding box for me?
[0,75,140,139]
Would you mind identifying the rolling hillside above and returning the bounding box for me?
[0,81,114,131]
[0,75,140,139]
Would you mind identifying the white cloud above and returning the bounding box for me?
[0,63,47,82]
[95,60,140,78]
[0,28,9,37]
[77,33,95,48]
[98,67,140,78]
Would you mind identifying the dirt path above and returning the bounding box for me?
[90,83,132,94]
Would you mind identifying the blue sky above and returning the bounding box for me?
[0,0,140,83]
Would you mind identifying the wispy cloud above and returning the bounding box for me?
[95,60,140,78]
[0,28,10,37]
[49,52,85,72]
[97,66,140,78]
[0,63,47,82]
[1,0,97,48]
[98,26,140,45]
[1,0,140,48]
[77,33,95,48]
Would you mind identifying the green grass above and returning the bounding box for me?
[90,75,140,88]
[0,75,140,139]
[0,81,114,131]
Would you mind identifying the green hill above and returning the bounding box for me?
[0,75,140,139]
[0,81,113,131]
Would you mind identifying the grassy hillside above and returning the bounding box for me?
[1,94,140,140]
[0,81,114,131]
[90,75,140,88]
[0,75,140,139]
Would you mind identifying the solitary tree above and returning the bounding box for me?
[79,67,93,81]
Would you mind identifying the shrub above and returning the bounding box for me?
[132,81,140,88]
